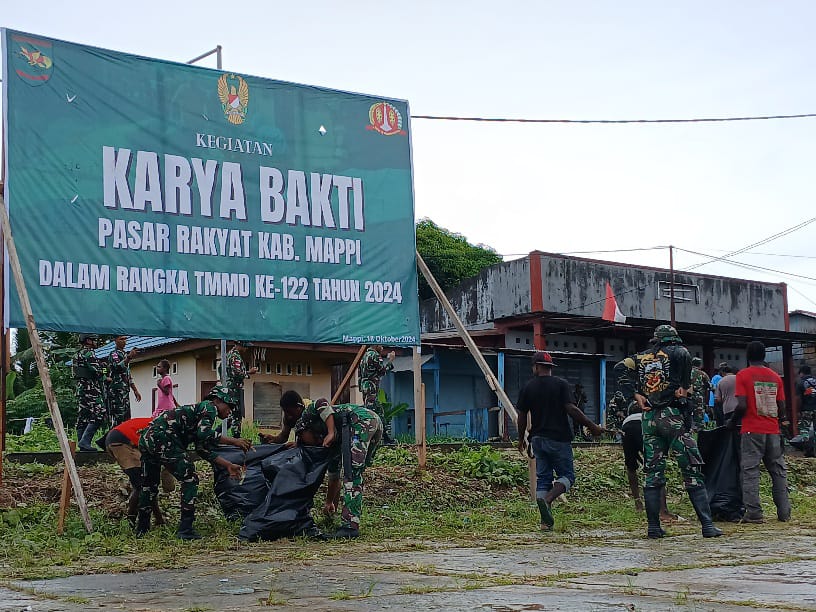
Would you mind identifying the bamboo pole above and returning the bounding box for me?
[331,345,368,405]
[415,252,518,421]
[0,193,93,532]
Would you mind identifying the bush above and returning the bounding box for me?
[6,386,77,430]
[432,445,528,487]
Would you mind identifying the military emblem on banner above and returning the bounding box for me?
[217,73,249,125]
[366,102,406,136]
[12,34,54,86]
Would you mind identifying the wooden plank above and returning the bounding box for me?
[0,193,93,532]
[331,344,367,405]
[57,441,76,535]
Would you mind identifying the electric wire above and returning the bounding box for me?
[411,113,816,125]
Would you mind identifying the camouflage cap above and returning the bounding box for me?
[78,333,99,343]
[207,385,237,406]
[654,324,682,344]
[691,357,703,367]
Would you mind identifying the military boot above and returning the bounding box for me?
[152,498,166,526]
[126,490,139,526]
[176,507,201,540]
[687,486,723,538]
[135,506,152,537]
[328,526,359,539]
[644,486,665,538]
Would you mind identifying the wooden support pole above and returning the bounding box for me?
[57,441,76,535]
[413,347,426,468]
[331,345,368,406]
[0,194,93,532]
[416,252,518,422]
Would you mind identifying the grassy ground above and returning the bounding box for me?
[1,444,814,581]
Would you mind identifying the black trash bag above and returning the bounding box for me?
[698,427,744,521]
[212,444,287,520]
[239,445,333,541]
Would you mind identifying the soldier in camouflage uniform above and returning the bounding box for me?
[295,398,383,539]
[74,333,108,451]
[225,341,258,438]
[634,325,722,539]
[689,357,712,432]
[358,345,394,440]
[106,336,142,426]
[794,365,816,453]
[606,392,628,435]
[136,385,251,539]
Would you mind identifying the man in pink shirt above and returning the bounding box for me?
[153,359,179,418]
[730,341,791,523]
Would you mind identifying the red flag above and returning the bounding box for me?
[602,282,626,323]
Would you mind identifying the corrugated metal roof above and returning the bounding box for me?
[93,336,185,359]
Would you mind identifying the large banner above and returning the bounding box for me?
[2,30,419,345]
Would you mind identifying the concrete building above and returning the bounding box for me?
[94,337,362,426]
[395,251,816,440]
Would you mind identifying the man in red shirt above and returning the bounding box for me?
[101,417,164,525]
[730,341,791,523]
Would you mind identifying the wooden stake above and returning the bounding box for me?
[0,194,93,532]
[413,347,426,468]
[331,345,368,405]
[57,441,76,535]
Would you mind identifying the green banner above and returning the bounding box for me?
[2,30,419,345]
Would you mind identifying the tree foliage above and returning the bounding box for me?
[415,218,503,300]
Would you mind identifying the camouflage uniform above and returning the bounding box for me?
[796,375,816,442]
[634,342,704,489]
[635,326,721,539]
[107,348,134,426]
[74,347,106,432]
[296,402,383,531]
[225,348,249,437]
[606,392,628,433]
[689,366,712,432]
[137,400,223,515]
[358,348,394,432]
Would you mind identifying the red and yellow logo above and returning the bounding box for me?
[366,102,406,136]
[12,34,54,85]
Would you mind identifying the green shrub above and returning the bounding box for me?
[432,445,527,486]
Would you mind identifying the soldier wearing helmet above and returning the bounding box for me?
[74,333,106,451]
[634,325,722,539]
[135,384,251,540]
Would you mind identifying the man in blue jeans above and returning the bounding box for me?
[516,351,604,531]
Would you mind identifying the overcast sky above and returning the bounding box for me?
[4,1,816,312]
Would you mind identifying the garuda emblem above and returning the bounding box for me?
[217,73,249,125]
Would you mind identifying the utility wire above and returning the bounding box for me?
[676,247,816,285]
[411,113,816,125]
[787,285,816,311]
[682,217,816,271]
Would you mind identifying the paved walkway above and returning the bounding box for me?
[3,530,815,611]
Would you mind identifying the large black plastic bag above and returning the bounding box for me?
[212,444,287,520]
[239,445,332,541]
[698,427,743,521]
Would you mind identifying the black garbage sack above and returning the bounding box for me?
[239,445,333,541]
[698,427,743,521]
[212,444,287,520]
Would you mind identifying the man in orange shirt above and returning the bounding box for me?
[730,341,791,523]
[101,417,164,526]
